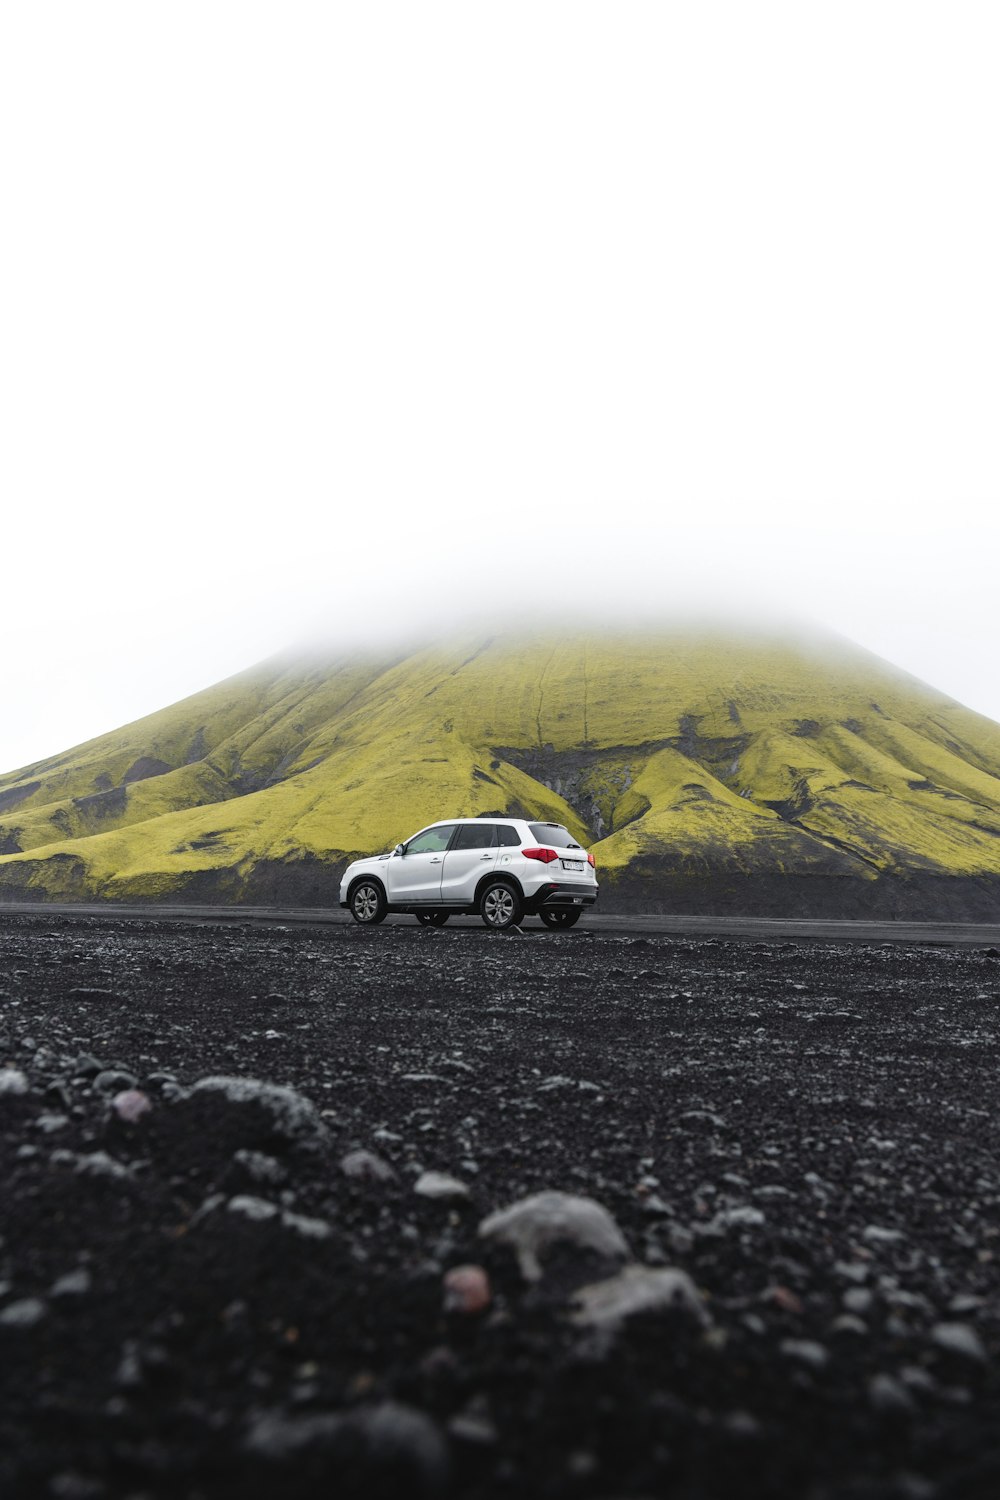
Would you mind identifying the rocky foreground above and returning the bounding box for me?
[1,914,1000,1499]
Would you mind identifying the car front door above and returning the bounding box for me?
[386,824,458,903]
[439,822,498,904]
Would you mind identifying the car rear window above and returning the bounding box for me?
[495,825,521,847]
[528,823,582,848]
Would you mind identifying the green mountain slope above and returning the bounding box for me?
[2,628,1000,916]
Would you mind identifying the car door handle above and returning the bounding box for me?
[480,854,492,860]
[429,857,442,863]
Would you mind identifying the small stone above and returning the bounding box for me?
[834,1261,870,1284]
[92,1070,138,1094]
[341,1149,397,1183]
[869,1373,916,1415]
[723,1410,761,1438]
[479,1191,630,1282]
[227,1196,281,1224]
[244,1401,449,1490]
[110,1089,152,1123]
[70,1055,103,1079]
[415,1171,470,1203]
[705,1205,765,1234]
[447,1412,498,1445]
[571,1264,709,1330]
[73,1152,132,1182]
[187,1076,327,1145]
[281,1209,333,1241]
[51,1268,92,1299]
[34,1114,70,1134]
[769,1285,804,1315]
[48,1473,106,1500]
[0,1068,29,1096]
[780,1338,828,1370]
[830,1315,868,1336]
[443,1265,491,1315]
[232,1149,288,1187]
[931,1322,988,1363]
[0,1297,48,1329]
[862,1225,904,1245]
[843,1287,874,1314]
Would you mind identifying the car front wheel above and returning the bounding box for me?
[539,909,581,929]
[480,880,523,931]
[350,880,388,925]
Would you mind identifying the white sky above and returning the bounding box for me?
[2,2,998,774]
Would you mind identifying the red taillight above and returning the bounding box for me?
[522,846,559,864]
[587,852,596,867]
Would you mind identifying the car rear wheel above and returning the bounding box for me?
[539,909,581,929]
[480,880,523,931]
[416,911,449,927]
[350,879,387,925]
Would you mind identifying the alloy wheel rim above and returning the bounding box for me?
[485,888,514,925]
[355,886,378,920]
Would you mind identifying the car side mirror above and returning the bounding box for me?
[393,843,404,857]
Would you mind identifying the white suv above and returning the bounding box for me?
[339,818,599,930]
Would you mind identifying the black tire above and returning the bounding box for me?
[349,879,388,925]
[480,880,523,931]
[416,911,449,927]
[539,909,582,929]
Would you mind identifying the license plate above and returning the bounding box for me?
[562,859,584,871]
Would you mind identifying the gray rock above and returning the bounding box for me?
[69,1055,103,1079]
[862,1225,904,1245]
[931,1322,988,1363]
[705,1205,765,1234]
[73,1152,133,1182]
[415,1171,470,1203]
[227,1195,281,1224]
[341,1148,397,1183]
[217,1196,332,1240]
[0,1297,48,1329]
[244,1401,449,1492]
[51,1268,93,1299]
[34,1114,70,1134]
[233,1149,288,1187]
[92,1070,138,1094]
[570,1264,709,1330]
[834,1260,870,1284]
[280,1209,333,1241]
[479,1191,630,1282]
[188,1076,327,1144]
[869,1373,916,1415]
[48,1473,107,1500]
[830,1315,868,1336]
[780,1338,828,1370]
[843,1287,874,1314]
[0,1068,29,1096]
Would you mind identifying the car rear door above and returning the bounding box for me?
[439,822,498,904]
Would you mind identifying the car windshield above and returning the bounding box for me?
[528,823,582,849]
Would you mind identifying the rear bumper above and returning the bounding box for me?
[523,881,599,914]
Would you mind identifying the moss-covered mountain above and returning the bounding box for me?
[2,628,1000,916]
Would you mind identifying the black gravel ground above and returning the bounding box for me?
[2,912,1000,1500]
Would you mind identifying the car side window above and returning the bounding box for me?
[495,825,520,847]
[452,823,496,851]
[406,825,457,855]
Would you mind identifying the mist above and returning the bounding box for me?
[2,3,998,774]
